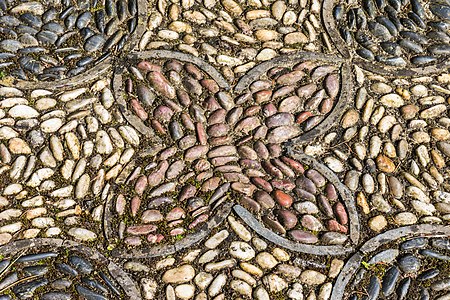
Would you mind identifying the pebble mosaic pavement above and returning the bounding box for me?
[0,0,450,298]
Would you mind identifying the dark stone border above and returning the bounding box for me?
[0,238,142,299]
[233,152,359,256]
[109,202,233,259]
[0,0,148,91]
[322,0,450,76]
[234,52,345,92]
[112,50,230,141]
[234,52,352,145]
[127,50,230,90]
[331,224,450,299]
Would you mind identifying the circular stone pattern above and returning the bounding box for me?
[0,0,139,81]
[325,0,450,71]
[0,239,140,299]
[109,51,355,256]
[332,225,450,300]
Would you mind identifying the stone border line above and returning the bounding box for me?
[330,224,450,299]
[0,238,142,299]
[233,152,360,256]
[109,202,233,259]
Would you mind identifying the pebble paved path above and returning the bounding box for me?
[0,0,449,298]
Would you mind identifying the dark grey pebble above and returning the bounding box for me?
[23,265,49,276]
[398,254,421,273]
[428,21,450,32]
[376,56,407,66]
[117,0,128,21]
[36,30,58,44]
[128,17,137,33]
[400,31,429,44]
[59,6,74,19]
[81,277,109,294]
[430,4,450,21]
[56,262,79,276]
[388,0,401,11]
[99,272,121,296]
[0,273,18,291]
[408,12,426,28]
[51,278,72,290]
[67,67,86,77]
[95,10,105,33]
[419,249,450,261]
[375,16,398,36]
[340,27,353,44]
[431,278,450,291]
[417,269,439,281]
[400,237,428,250]
[380,41,402,55]
[20,13,42,28]
[69,256,93,274]
[77,56,93,67]
[356,46,375,59]
[0,260,9,274]
[429,44,450,55]
[56,31,76,47]
[19,47,46,54]
[411,56,437,65]
[12,278,48,298]
[382,266,399,296]
[42,22,65,34]
[84,34,105,52]
[76,285,107,300]
[64,13,77,29]
[396,277,411,300]
[16,25,38,35]
[0,16,20,27]
[17,252,58,263]
[80,27,96,40]
[369,21,392,39]
[420,289,430,300]
[399,39,423,53]
[427,31,450,43]
[333,4,344,22]
[128,0,137,15]
[105,0,115,17]
[363,0,377,18]
[43,8,58,23]
[41,292,71,300]
[411,0,425,18]
[0,53,16,60]
[19,56,42,74]
[401,17,417,30]
[76,11,92,29]
[432,238,450,251]
[363,276,380,300]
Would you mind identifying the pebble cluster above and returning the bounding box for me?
[131,213,345,299]
[140,0,333,76]
[0,79,139,245]
[343,237,450,300]
[331,0,450,68]
[0,0,138,81]
[0,240,139,299]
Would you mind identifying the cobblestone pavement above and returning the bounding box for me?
[0,0,449,298]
